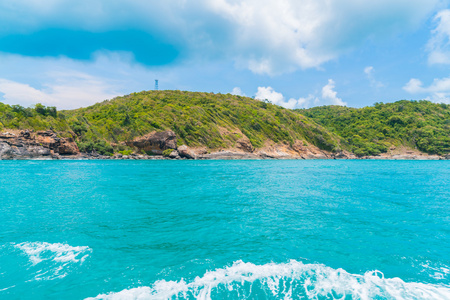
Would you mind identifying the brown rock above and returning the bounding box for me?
[126,130,177,154]
[0,129,79,159]
[35,131,79,155]
[236,136,254,152]
[178,145,196,159]
[292,140,306,153]
[57,137,79,155]
[169,150,180,159]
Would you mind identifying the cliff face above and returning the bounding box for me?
[0,130,79,159]
[125,130,177,154]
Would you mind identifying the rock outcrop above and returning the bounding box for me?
[236,136,254,153]
[126,130,177,154]
[0,130,79,159]
[177,145,196,159]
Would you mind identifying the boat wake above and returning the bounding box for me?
[87,260,450,300]
[13,242,91,281]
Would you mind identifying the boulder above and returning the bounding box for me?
[333,151,355,159]
[169,150,180,159]
[34,130,79,155]
[57,137,79,155]
[0,142,12,158]
[126,130,177,154]
[178,145,196,159]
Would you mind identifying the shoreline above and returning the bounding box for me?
[1,151,448,161]
[1,130,449,161]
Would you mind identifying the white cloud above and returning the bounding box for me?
[231,87,245,96]
[321,79,347,106]
[0,74,118,109]
[297,94,320,109]
[0,79,48,107]
[255,79,345,109]
[0,0,442,75]
[364,66,374,76]
[403,77,450,103]
[0,53,131,109]
[403,78,425,93]
[364,66,384,88]
[0,51,178,108]
[255,86,286,105]
[427,9,450,65]
[206,0,441,75]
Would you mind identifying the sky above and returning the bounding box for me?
[2,0,450,109]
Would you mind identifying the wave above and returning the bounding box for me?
[13,242,91,280]
[87,260,450,300]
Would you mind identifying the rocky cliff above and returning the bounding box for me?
[0,130,79,159]
[125,130,177,154]
[0,129,448,160]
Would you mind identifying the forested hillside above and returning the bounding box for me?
[1,92,449,157]
[0,91,341,155]
[298,100,450,156]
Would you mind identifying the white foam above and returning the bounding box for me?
[14,242,91,280]
[87,260,450,300]
[0,285,16,292]
[421,262,450,280]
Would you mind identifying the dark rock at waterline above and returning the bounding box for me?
[0,130,79,159]
[0,141,51,159]
[199,151,260,160]
[169,150,180,159]
[177,145,196,159]
[126,130,177,154]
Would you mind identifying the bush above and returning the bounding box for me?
[119,150,133,156]
[162,149,174,157]
[78,140,114,156]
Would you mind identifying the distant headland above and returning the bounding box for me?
[0,90,449,160]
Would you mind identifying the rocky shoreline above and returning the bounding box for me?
[1,129,449,161]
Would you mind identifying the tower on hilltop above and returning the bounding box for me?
[155,79,159,90]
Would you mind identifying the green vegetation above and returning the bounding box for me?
[63,90,341,153]
[1,91,449,157]
[119,150,133,156]
[0,103,70,133]
[162,149,174,157]
[298,100,450,156]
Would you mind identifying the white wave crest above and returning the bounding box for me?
[14,242,91,280]
[87,260,450,300]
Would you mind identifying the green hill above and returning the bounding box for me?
[1,92,449,157]
[0,90,342,155]
[297,100,450,156]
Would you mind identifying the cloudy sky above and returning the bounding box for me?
[1,0,450,109]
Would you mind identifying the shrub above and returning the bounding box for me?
[162,149,174,157]
[119,150,133,156]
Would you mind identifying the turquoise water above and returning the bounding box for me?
[0,160,449,299]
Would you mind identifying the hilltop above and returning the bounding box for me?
[0,91,449,160]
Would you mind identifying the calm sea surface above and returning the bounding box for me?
[0,160,449,299]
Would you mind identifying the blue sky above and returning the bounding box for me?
[1,0,450,109]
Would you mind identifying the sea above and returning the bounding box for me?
[0,160,449,299]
